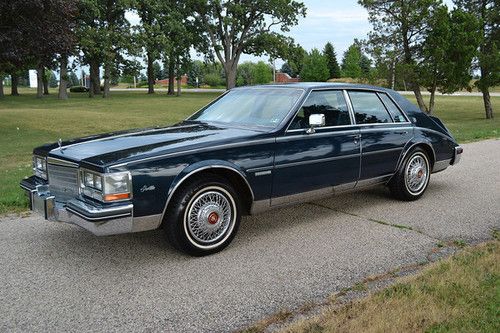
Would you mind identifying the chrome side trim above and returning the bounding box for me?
[271,187,334,206]
[254,170,272,176]
[362,147,403,156]
[159,165,255,228]
[47,157,79,168]
[274,153,359,169]
[356,174,392,188]
[108,138,276,168]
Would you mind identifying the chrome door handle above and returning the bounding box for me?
[353,134,361,144]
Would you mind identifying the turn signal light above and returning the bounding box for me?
[104,193,130,201]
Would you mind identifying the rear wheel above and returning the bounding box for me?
[389,148,431,201]
[164,175,241,256]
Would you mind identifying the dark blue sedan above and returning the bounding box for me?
[20,83,462,255]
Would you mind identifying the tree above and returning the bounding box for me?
[191,0,306,89]
[48,71,58,88]
[359,0,440,112]
[68,71,80,87]
[280,63,293,77]
[77,0,133,98]
[237,62,257,86]
[300,48,329,82]
[0,0,77,98]
[419,6,480,113]
[455,0,499,119]
[135,0,168,94]
[188,60,204,87]
[341,42,363,78]
[323,42,341,79]
[253,61,273,84]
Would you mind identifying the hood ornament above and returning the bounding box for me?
[58,138,63,150]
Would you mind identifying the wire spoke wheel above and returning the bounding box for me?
[404,153,429,195]
[184,186,236,247]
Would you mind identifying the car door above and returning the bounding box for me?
[346,90,413,184]
[271,89,361,206]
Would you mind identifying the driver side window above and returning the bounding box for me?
[289,90,350,130]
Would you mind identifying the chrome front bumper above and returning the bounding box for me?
[20,176,136,236]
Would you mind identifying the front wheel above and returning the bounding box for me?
[389,148,431,201]
[164,175,241,256]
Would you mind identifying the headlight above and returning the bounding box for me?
[33,156,47,180]
[79,169,131,202]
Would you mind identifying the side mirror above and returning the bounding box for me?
[306,114,325,134]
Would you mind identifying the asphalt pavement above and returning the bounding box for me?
[0,139,498,332]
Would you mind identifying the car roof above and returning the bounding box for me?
[233,82,394,93]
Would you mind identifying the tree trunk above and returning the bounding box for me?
[102,63,111,98]
[42,69,49,95]
[224,64,237,89]
[176,59,181,97]
[36,65,44,98]
[11,73,19,96]
[0,75,4,97]
[482,89,493,119]
[168,57,175,95]
[89,59,101,97]
[412,84,428,113]
[428,90,436,115]
[147,52,155,94]
[58,55,69,100]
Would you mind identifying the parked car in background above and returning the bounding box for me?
[21,83,462,256]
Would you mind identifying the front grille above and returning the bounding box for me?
[48,164,79,203]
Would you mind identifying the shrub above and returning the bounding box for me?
[204,73,223,87]
[69,86,89,93]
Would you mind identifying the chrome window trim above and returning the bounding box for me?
[376,92,411,123]
[277,129,359,142]
[343,89,357,124]
[347,90,396,125]
[159,165,255,225]
[284,88,354,133]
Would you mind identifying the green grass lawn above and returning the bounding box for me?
[0,89,498,214]
[277,240,499,333]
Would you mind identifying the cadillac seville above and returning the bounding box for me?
[20,83,462,255]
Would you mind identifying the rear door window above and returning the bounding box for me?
[348,91,393,124]
[378,93,407,123]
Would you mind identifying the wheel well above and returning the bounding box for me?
[414,143,435,168]
[166,168,254,216]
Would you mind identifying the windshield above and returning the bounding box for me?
[189,88,304,128]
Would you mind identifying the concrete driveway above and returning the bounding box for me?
[0,140,498,332]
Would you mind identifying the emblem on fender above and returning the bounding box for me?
[140,185,156,193]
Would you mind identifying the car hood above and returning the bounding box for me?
[35,122,269,169]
